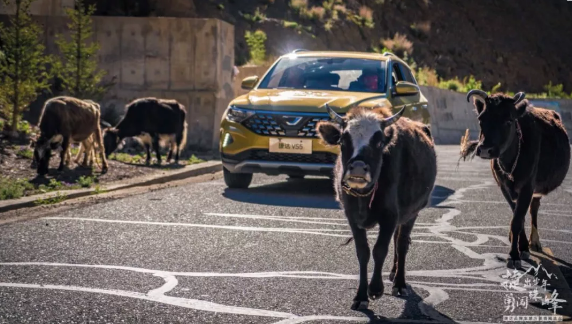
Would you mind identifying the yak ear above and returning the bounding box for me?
[316,121,342,145]
[472,97,485,114]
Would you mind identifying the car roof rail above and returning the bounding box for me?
[382,52,397,57]
[292,49,310,53]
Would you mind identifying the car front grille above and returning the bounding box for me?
[243,113,332,138]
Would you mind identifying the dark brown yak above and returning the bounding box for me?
[462,90,570,268]
[317,104,437,310]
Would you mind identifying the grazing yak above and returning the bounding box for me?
[462,90,570,268]
[32,96,108,175]
[103,98,187,165]
[317,104,437,310]
[67,118,112,168]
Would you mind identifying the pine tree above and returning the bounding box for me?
[0,0,51,134]
[54,0,109,100]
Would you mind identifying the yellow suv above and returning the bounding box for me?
[219,50,430,188]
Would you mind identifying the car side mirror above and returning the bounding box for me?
[241,76,259,90]
[394,81,420,96]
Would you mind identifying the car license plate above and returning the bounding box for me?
[269,138,312,155]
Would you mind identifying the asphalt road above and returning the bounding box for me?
[1,146,571,324]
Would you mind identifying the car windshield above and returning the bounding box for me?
[258,56,387,93]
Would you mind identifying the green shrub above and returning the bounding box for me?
[77,176,94,188]
[0,178,33,200]
[188,155,205,165]
[35,192,66,205]
[16,147,34,159]
[439,78,463,92]
[17,120,31,135]
[290,0,307,11]
[415,67,439,87]
[461,75,482,92]
[242,7,266,23]
[543,82,570,99]
[489,82,502,94]
[245,30,267,66]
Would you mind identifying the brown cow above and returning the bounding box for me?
[463,90,570,268]
[32,96,108,175]
[317,104,437,310]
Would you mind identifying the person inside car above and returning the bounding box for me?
[280,66,305,88]
[349,69,380,92]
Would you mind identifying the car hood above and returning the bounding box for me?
[230,89,391,113]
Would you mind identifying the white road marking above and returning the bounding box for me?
[1,172,568,323]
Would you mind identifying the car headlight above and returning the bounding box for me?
[226,105,254,123]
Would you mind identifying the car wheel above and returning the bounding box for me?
[223,167,253,189]
[288,174,305,180]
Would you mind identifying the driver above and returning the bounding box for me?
[282,66,305,88]
[361,69,379,91]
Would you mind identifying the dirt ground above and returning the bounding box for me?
[0,140,207,199]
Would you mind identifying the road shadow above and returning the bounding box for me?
[223,177,340,209]
[355,284,456,323]
[224,180,456,210]
[430,185,455,207]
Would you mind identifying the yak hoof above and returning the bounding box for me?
[101,167,108,174]
[368,288,383,300]
[392,287,408,297]
[520,251,530,260]
[351,300,369,311]
[507,259,521,269]
[530,241,543,252]
[389,271,396,282]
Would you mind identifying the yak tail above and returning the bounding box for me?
[179,120,188,152]
[339,237,354,248]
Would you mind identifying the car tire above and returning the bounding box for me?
[223,167,253,189]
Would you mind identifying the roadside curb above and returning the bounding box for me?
[0,161,222,214]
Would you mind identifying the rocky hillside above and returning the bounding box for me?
[93,0,572,93]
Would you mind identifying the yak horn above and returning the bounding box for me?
[325,104,344,125]
[513,92,526,104]
[381,105,406,128]
[466,89,488,103]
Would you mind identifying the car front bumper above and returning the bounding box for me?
[220,120,339,176]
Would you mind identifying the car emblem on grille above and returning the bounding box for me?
[282,116,303,126]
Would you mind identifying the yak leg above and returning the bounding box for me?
[392,217,415,296]
[93,125,108,173]
[58,137,70,171]
[508,185,533,269]
[152,134,161,165]
[166,135,175,163]
[174,132,183,164]
[389,232,398,282]
[500,185,516,243]
[348,221,370,311]
[500,186,531,259]
[529,197,542,252]
[144,143,151,165]
[368,213,397,301]
[74,143,84,165]
[82,140,93,167]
